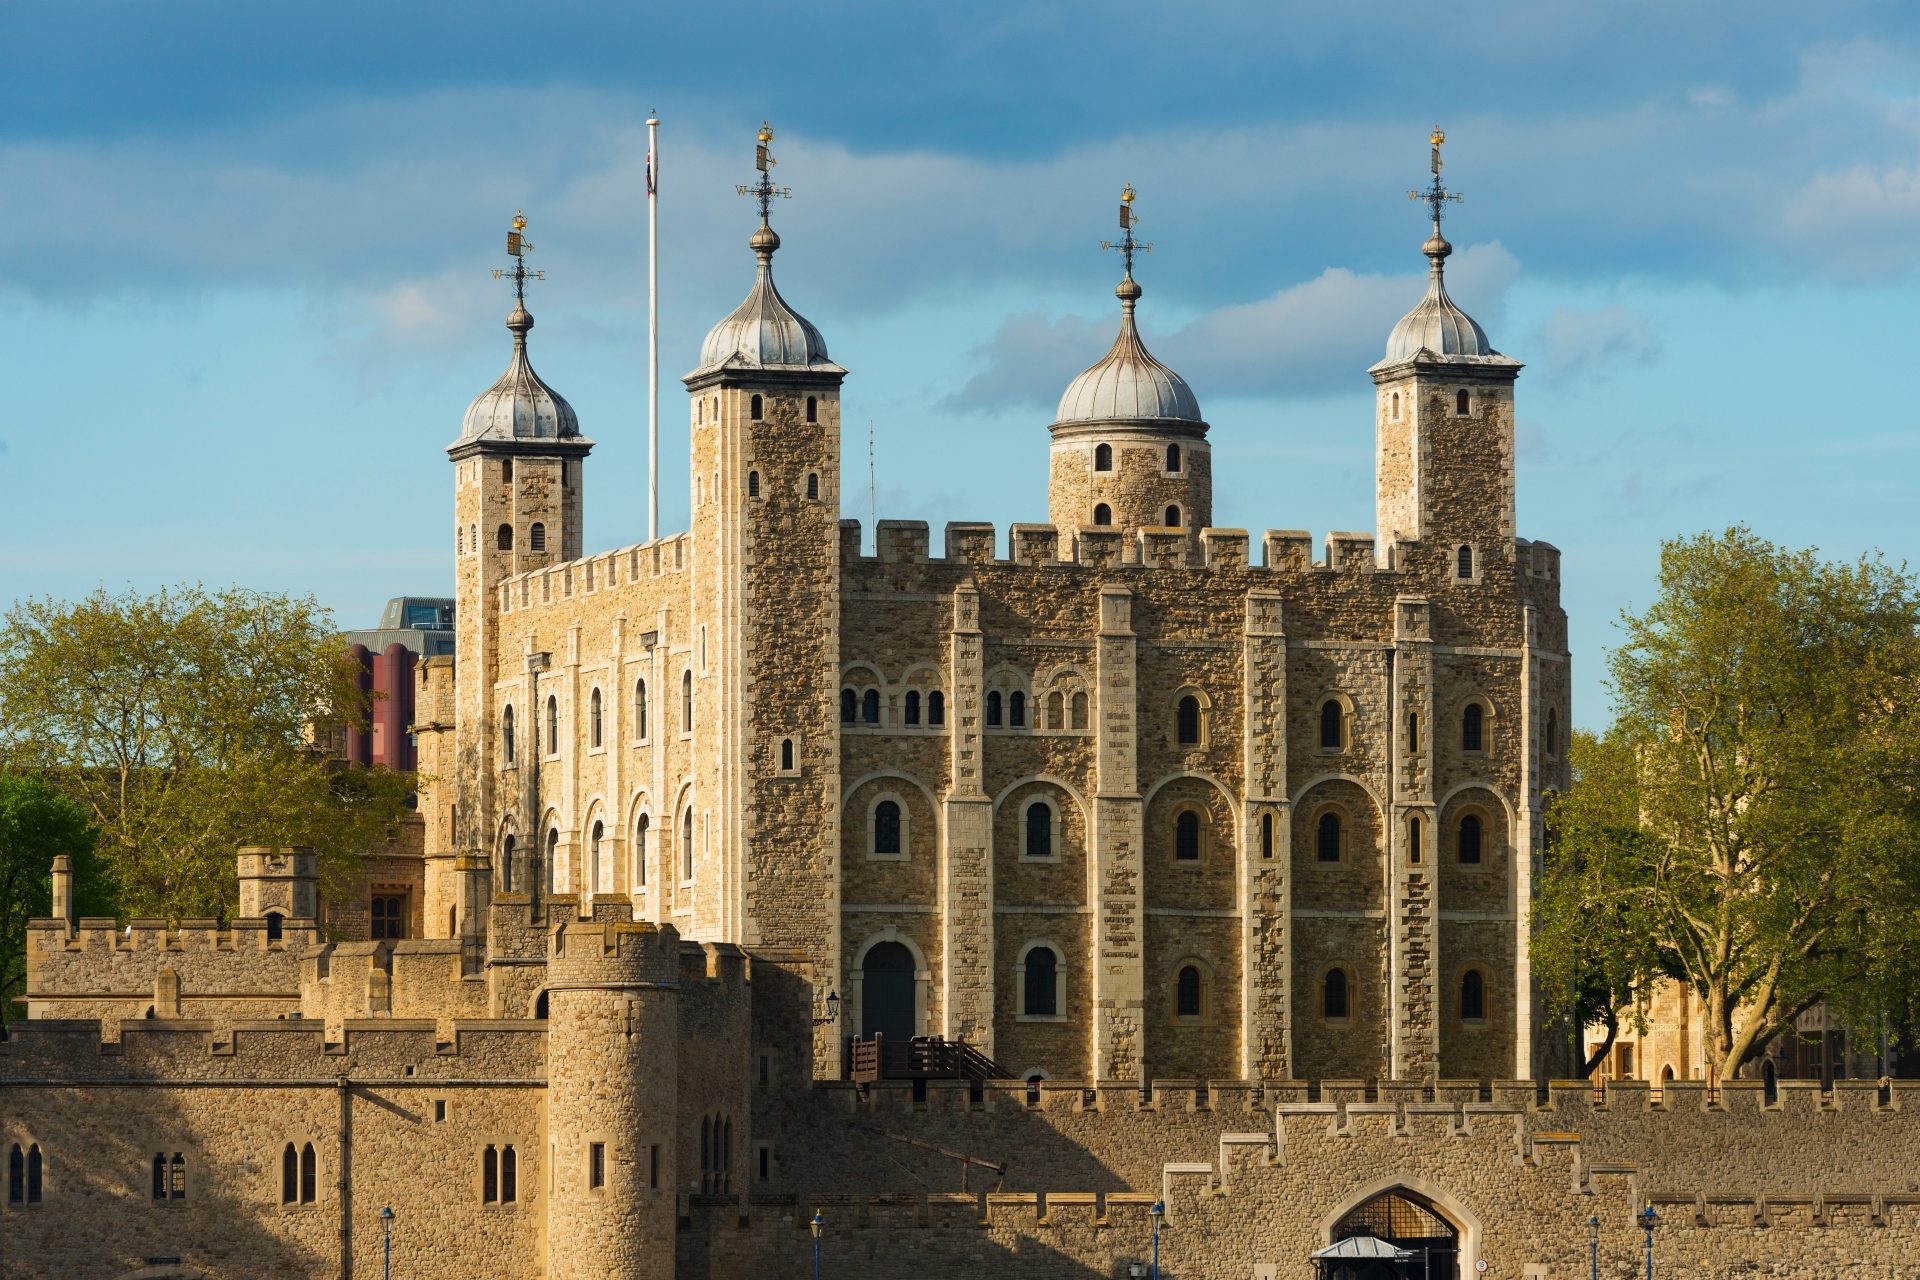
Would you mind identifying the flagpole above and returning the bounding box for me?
[647,112,661,543]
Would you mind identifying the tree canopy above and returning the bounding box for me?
[0,772,105,1025]
[1536,528,1920,1080]
[0,585,414,921]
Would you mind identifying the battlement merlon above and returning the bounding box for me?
[548,894,683,985]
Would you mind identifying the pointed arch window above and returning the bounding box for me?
[1457,814,1483,864]
[1176,695,1201,745]
[1094,443,1113,472]
[8,1143,39,1204]
[1166,442,1181,472]
[1461,702,1484,753]
[929,691,946,726]
[635,678,649,740]
[634,815,649,888]
[1323,968,1350,1020]
[1460,969,1486,1022]
[502,705,516,763]
[1175,965,1204,1018]
[529,522,546,552]
[589,688,603,747]
[545,695,558,755]
[1174,810,1201,861]
[500,1145,517,1202]
[682,670,694,732]
[1092,503,1112,526]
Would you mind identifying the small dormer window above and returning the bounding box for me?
[750,394,763,421]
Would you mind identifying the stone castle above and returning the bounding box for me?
[7,131,1919,1279]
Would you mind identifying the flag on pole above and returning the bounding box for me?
[646,150,655,198]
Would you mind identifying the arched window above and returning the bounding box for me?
[1166,442,1181,472]
[905,690,921,725]
[152,1153,167,1200]
[806,395,818,423]
[1316,811,1342,862]
[1456,544,1474,579]
[1406,711,1419,753]
[590,820,606,894]
[750,393,763,420]
[1460,969,1486,1022]
[807,472,819,500]
[1319,700,1344,750]
[1461,702,1484,753]
[1176,965,1203,1018]
[1094,443,1113,471]
[546,696,558,755]
[780,738,795,771]
[500,1144,517,1202]
[169,1153,185,1199]
[682,670,694,732]
[635,679,649,739]
[547,828,561,892]
[1092,503,1112,526]
[929,691,946,726]
[861,688,880,725]
[282,1143,299,1203]
[1025,801,1053,858]
[457,525,465,555]
[840,688,856,724]
[1260,812,1275,858]
[1456,388,1470,414]
[1322,968,1350,1020]
[1390,391,1400,418]
[1070,691,1088,729]
[530,522,546,552]
[496,523,513,551]
[502,458,513,482]
[1409,816,1422,864]
[1164,505,1181,528]
[265,911,284,943]
[8,1143,23,1204]
[1174,810,1201,861]
[1009,690,1026,728]
[747,470,760,498]
[1176,695,1201,745]
[501,834,515,892]
[590,689,603,747]
[1763,1060,1778,1105]
[682,809,695,880]
[986,690,1003,727]
[1046,690,1064,729]
[502,705,516,763]
[634,815,649,888]
[1457,814,1483,864]
[872,800,902,857]
[1545,709,1559,759]
[1023,946,1059,1017]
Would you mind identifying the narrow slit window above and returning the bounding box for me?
[986,690,1002,727]
[1176,695,1200,744]
[635,679,649,739]
[501,1145,517,1203]
[503,705,516,763]
[8,1144,23,1204]
[682,810,695,880]
[682,671,693,731]
[1462,702,1484,752]
[1260,812,1274,858]
[1406,710,1419,753]
[780,738,794,771]
[589,1142,605,1190]
[806,395,818,423]
[545,696,558,755]
[1009,690,1026,727]
[1409,817,1423,864]
[590,688,603,747]
[634,816,649,888]
[483,1145,499,1202]
[747,470,759,498]
[806,473,819,500]
[861,688,880,725]
[840,688,856,724]
[905,690,921,725]
[300,1143,316,1204]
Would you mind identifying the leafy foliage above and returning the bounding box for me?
[1536,528,1920,1079]
[0,772,106,1025]
[0,585,414,921]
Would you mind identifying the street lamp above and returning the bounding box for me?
[1149,1200,1165,1280]
[810,1210,824,1280]
[1639,1205,1657,1279]
[1588,1214,1599,1280]
[813,990,840,1026]
[380,1204,395,1280]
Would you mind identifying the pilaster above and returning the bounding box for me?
[1093,585,1144,1080]
[1391,595,1438,1079]
[941,584,994,1052]
[1241,591,1289,1078]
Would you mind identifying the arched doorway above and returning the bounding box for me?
[1316,1187,1460,1279]
[861,941,916,1042]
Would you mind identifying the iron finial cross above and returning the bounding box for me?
[735,120,792,222]
[490,209,546,304]
[1099,182,1153,278]
[1408,126,1463,232]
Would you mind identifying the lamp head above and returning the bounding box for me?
[810,1210,824,1239]
[380,1204,394,1223]
[1150,1200,1164,1220]
[1640,1206,1658,1229]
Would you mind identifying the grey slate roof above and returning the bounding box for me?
[1052,278,1203,427]
[455,305,582,445]
[691,223,844,377]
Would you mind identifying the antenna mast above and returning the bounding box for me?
[868,420,877,549]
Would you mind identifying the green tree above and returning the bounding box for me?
[1535,528,1920,1080]
[0,772,104,1025]
[0,585,414,921]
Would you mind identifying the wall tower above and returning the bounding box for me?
[1048,185,1210,550]
[447,213,594,914]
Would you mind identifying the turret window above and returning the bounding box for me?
[1456,544,1475,580]
[1094,443,1113,471]
[1092,503,1112,526]
[496,524,513,551]
[1390,391,1401,420]
[750,393,763,420]
[457,525,465,555]
[1164,505,1181,528]
[502,705,515,763]
[530,523,546,552]
[1456,389,1470,415]
[681,671,694,733]
[502,459,513,481]
[779,737,795,772]
[806,473,819,500]
[748,470,760,498]
[806,395,818,423]
[589,688,603,748]
[1166,442,1181,472]
[635,679,649,740]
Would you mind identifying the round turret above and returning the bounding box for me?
[1047,266,1211,545]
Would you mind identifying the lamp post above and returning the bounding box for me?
[1149,1200,1164,1280]
[813,990,840,1026]
[1639,1206,1657,1279]
[380,1204,395,1280]
[1588,1214,1599,1280]
[810,1210,824,1280]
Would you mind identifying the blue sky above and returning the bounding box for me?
[3,1,1918,727]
